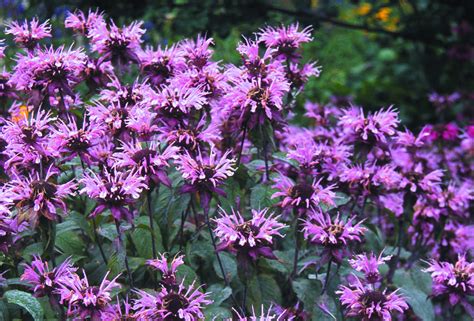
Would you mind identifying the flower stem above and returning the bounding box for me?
[321,258,333,294]
[146,189,157,260]
[236,123,247,166]
[92,218,108,265]
[114,220,134,289]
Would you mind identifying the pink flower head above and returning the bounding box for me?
[213,207,286,261]
[50,115,104,164]
[80,168,147,222]
[271,174,336,211]
[21,256,76,297]
[147,253,184,288]
[65,9,106,35]
[179,35,214,69]
[89,20,145,66]
[226,77,289,129]
[339,106,399,144]
[155,81,208,118]
[424,254,474,305]
[258,23,313,60]
[176,146,236,208]
[100,297,135,320]
[5,18,51,50]
[8,166,76,224]
[286,62,321,91]
[0,40,5,59]
[113,140,179,187]
[58,271,121,320]
[9,46,86,108]
[231,304,286,320]
[134,279,212,320]
[349,251,392,283]
[302,210,366,263]
[337,276,408,320]
[140,45,186,87]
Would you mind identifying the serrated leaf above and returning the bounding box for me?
[292,278,322,315]
[250,184,278,209]
[247,274,282,311]
[4,290,44,321]
[131,216,164,259]
[207,284,232,306]
[56,231,85,255]
[204,306,232,320]
[213,252,237,282]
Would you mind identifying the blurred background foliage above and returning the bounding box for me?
[1,0,473,128]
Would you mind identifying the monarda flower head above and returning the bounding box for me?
[5,18,51,50]
[348,251,392,284]
[155,81,208,120]
[271,174,336,213]
[226,77,289,129]
[258,23,313,61]
[113,140,179,187]
[21,256,76,297]
[147,253,184,288]
[176,146,236,210]
[80,168,147,222]
[231,305,287,320]
[424,254,474,305]
[64,9,106,35]
[58,271,121,320]
[50,115,104,165]
[338,106,399,144]
[179,35,214,69]
[10,46,86,108]
[337,276,408,321]
[302,210,366,263]
[140,45,186,87]
[8,167,76,224]
[213,207,286,261]
[89,20,145,66]
[133,279,212,320]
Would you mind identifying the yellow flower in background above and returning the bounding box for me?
[375,7,392,22]
[356,3,372,16]
[12,105,29,123]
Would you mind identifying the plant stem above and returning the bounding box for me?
[291,225,301,279]
[146,189,157,260]
[236,123,247,166]
[322,258,333,294]
[92,218,108,265]
[179,200,192,251]
[114,220,134,289]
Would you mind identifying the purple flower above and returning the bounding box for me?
[348,251,392,283]
[100,297,135,321]
[8,167,76,224]
[147,253,184,288]
[226,77,289,129]
[139,45,185,87]
[89,20,145,66]
[88,100,129,136]
[9,46,86,108]
[58,271,121,320]
[51,116,104,164]
[213,207,286,261]
[231,304,285,320]
[176,146,236,208]
[80,168,147,222]
[272,174,336,212]
[160,117,219,151]
[337,276,408,320]
[424,255,474,305]
[286,62,321,91]
[338,106,399,144]
[302,210,366,263]
[133,280,212,320]
[179,35,214,69]
[5,18,51,50]
[113,140,179,187]
[0,212,27,254]
[0,40,5,59]
[258,24,313,60]
[21,256,76,297]
[155,81,208,119]
[65,9,106,35]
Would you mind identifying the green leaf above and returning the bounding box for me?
[55,231,85,255]
[247,274,282,311]
[131,216,164,259]
[176,264,200,287]
[4,290,44,321]
[213,252,237,282]
[204,306,232,320]
[393,269,434,321]
[207,284,232,306]
[292,278,322,315]
[250,184,278,209]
